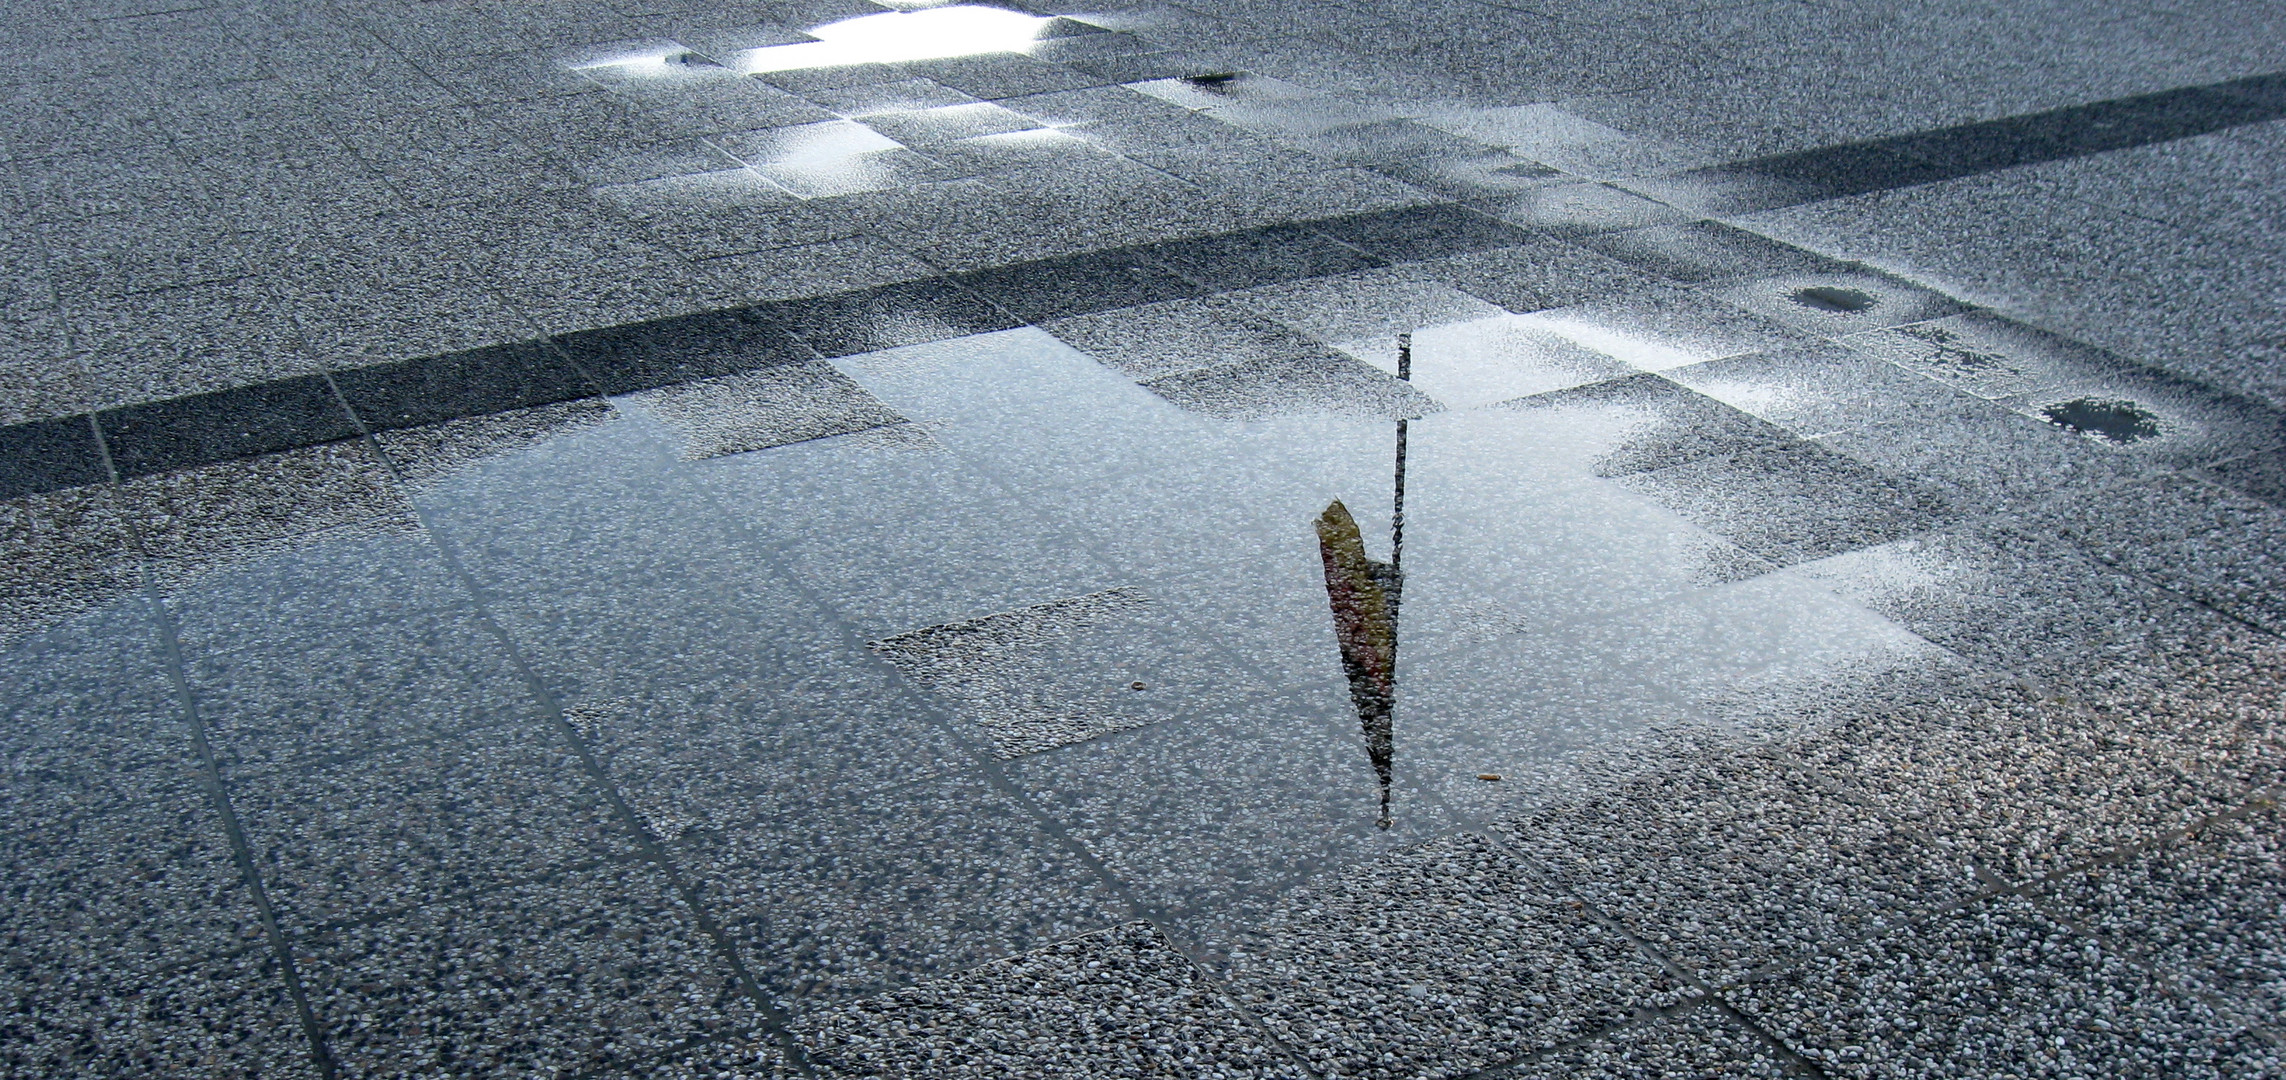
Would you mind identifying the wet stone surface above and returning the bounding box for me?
[4,0,2286,1073]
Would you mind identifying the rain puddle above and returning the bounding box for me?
[2039,396,2161,443]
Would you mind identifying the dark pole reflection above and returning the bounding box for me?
[1315,333,1410,830]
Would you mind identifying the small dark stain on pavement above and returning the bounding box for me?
[2040,397,2161,443]
[1790,285,1877,313]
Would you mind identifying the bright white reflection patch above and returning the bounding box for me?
[734,5,1052,73]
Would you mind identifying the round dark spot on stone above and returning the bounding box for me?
[1130,681,1147,691]
[2040,397,2161,444]
[1790,285,1878,313]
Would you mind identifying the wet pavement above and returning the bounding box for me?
[3,0,2285,1076]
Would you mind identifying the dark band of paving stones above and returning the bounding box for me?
[1642,70,2286,213]
[0,203,1534,498]
[8,68,2285,499]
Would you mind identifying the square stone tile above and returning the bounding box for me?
[1491,182,1696,236]
[2039,802,2285,1030]
[1233,267,1507,344]
[1496,745,1979,987]
[1618,436,1953,564]
[226,724,640,930]
[1790,525,2222,675]
[300,861,761,1078]
[1226,832,1690,1080]
[1819,394,2164,519]
[1511,283,1820,373]
[1144,222,1387,292]
[1043,294,1323,381]
[1141,351,1440,421]
[618,361,908,460]
[185,609,536,773]
[0,950,319,1079]
[873,587,1261,760]
[1710,267,1969,338]
[557,664,972,844]
[678,772,1130,1011]
[0,485,142,646]
[1574,220,1851,285]
[1417,235,1669,315]
[1665,342,1966,439]
[802,921,1308,1078]
[1493,1002,1794,1079]
[1502,372,1794,476]
[0,752,264,976]
[1729,893,2276,1079]
[119,443,415,564]
[699,236,938,305]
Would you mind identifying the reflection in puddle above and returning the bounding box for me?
[732,5,1053,73]
[721,119,907,198]
[1316,499,1399,830]
[1316,334,1410,829]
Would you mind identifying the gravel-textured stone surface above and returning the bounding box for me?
[2041,802,2286,1033]
[1494,1002,1798,1079]
[5,0,2286,1073]
[0,486,140,645]
[804,921,1307,1078]
[678,771,1131,1011]
[1730,893,2282,1079]
[624,361,910,460]
[0,950,320,1079]
[226,724,640,930]
[1495,744,1979,986]
[873,587,1212,758]
[299,860,761,1078]
[1225,832,1688,1079]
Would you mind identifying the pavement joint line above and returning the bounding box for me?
[648,425,1337,1078]
[1480,829,1838,1079]
[19,171,2283,505]
[136,567,341,1080]
[328,373,826,1078]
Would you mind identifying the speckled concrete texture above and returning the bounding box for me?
[2,0,2282,1074]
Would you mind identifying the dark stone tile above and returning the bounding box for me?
[96,375,362,479]
[2212,70,2286,111]
[551,308,811,396]
[0,414,108,499]
[775,279,1022,358]
[1880,113,2068,176]
[1314,202,1537,262]
[2038,85,2282,158]
[953,248,1203,322]
[1144,223,1386,292]
[333,341,598,432]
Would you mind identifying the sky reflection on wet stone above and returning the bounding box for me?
[2,0,2284,1074]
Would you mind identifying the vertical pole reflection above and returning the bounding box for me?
[1313,333,1412,831]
